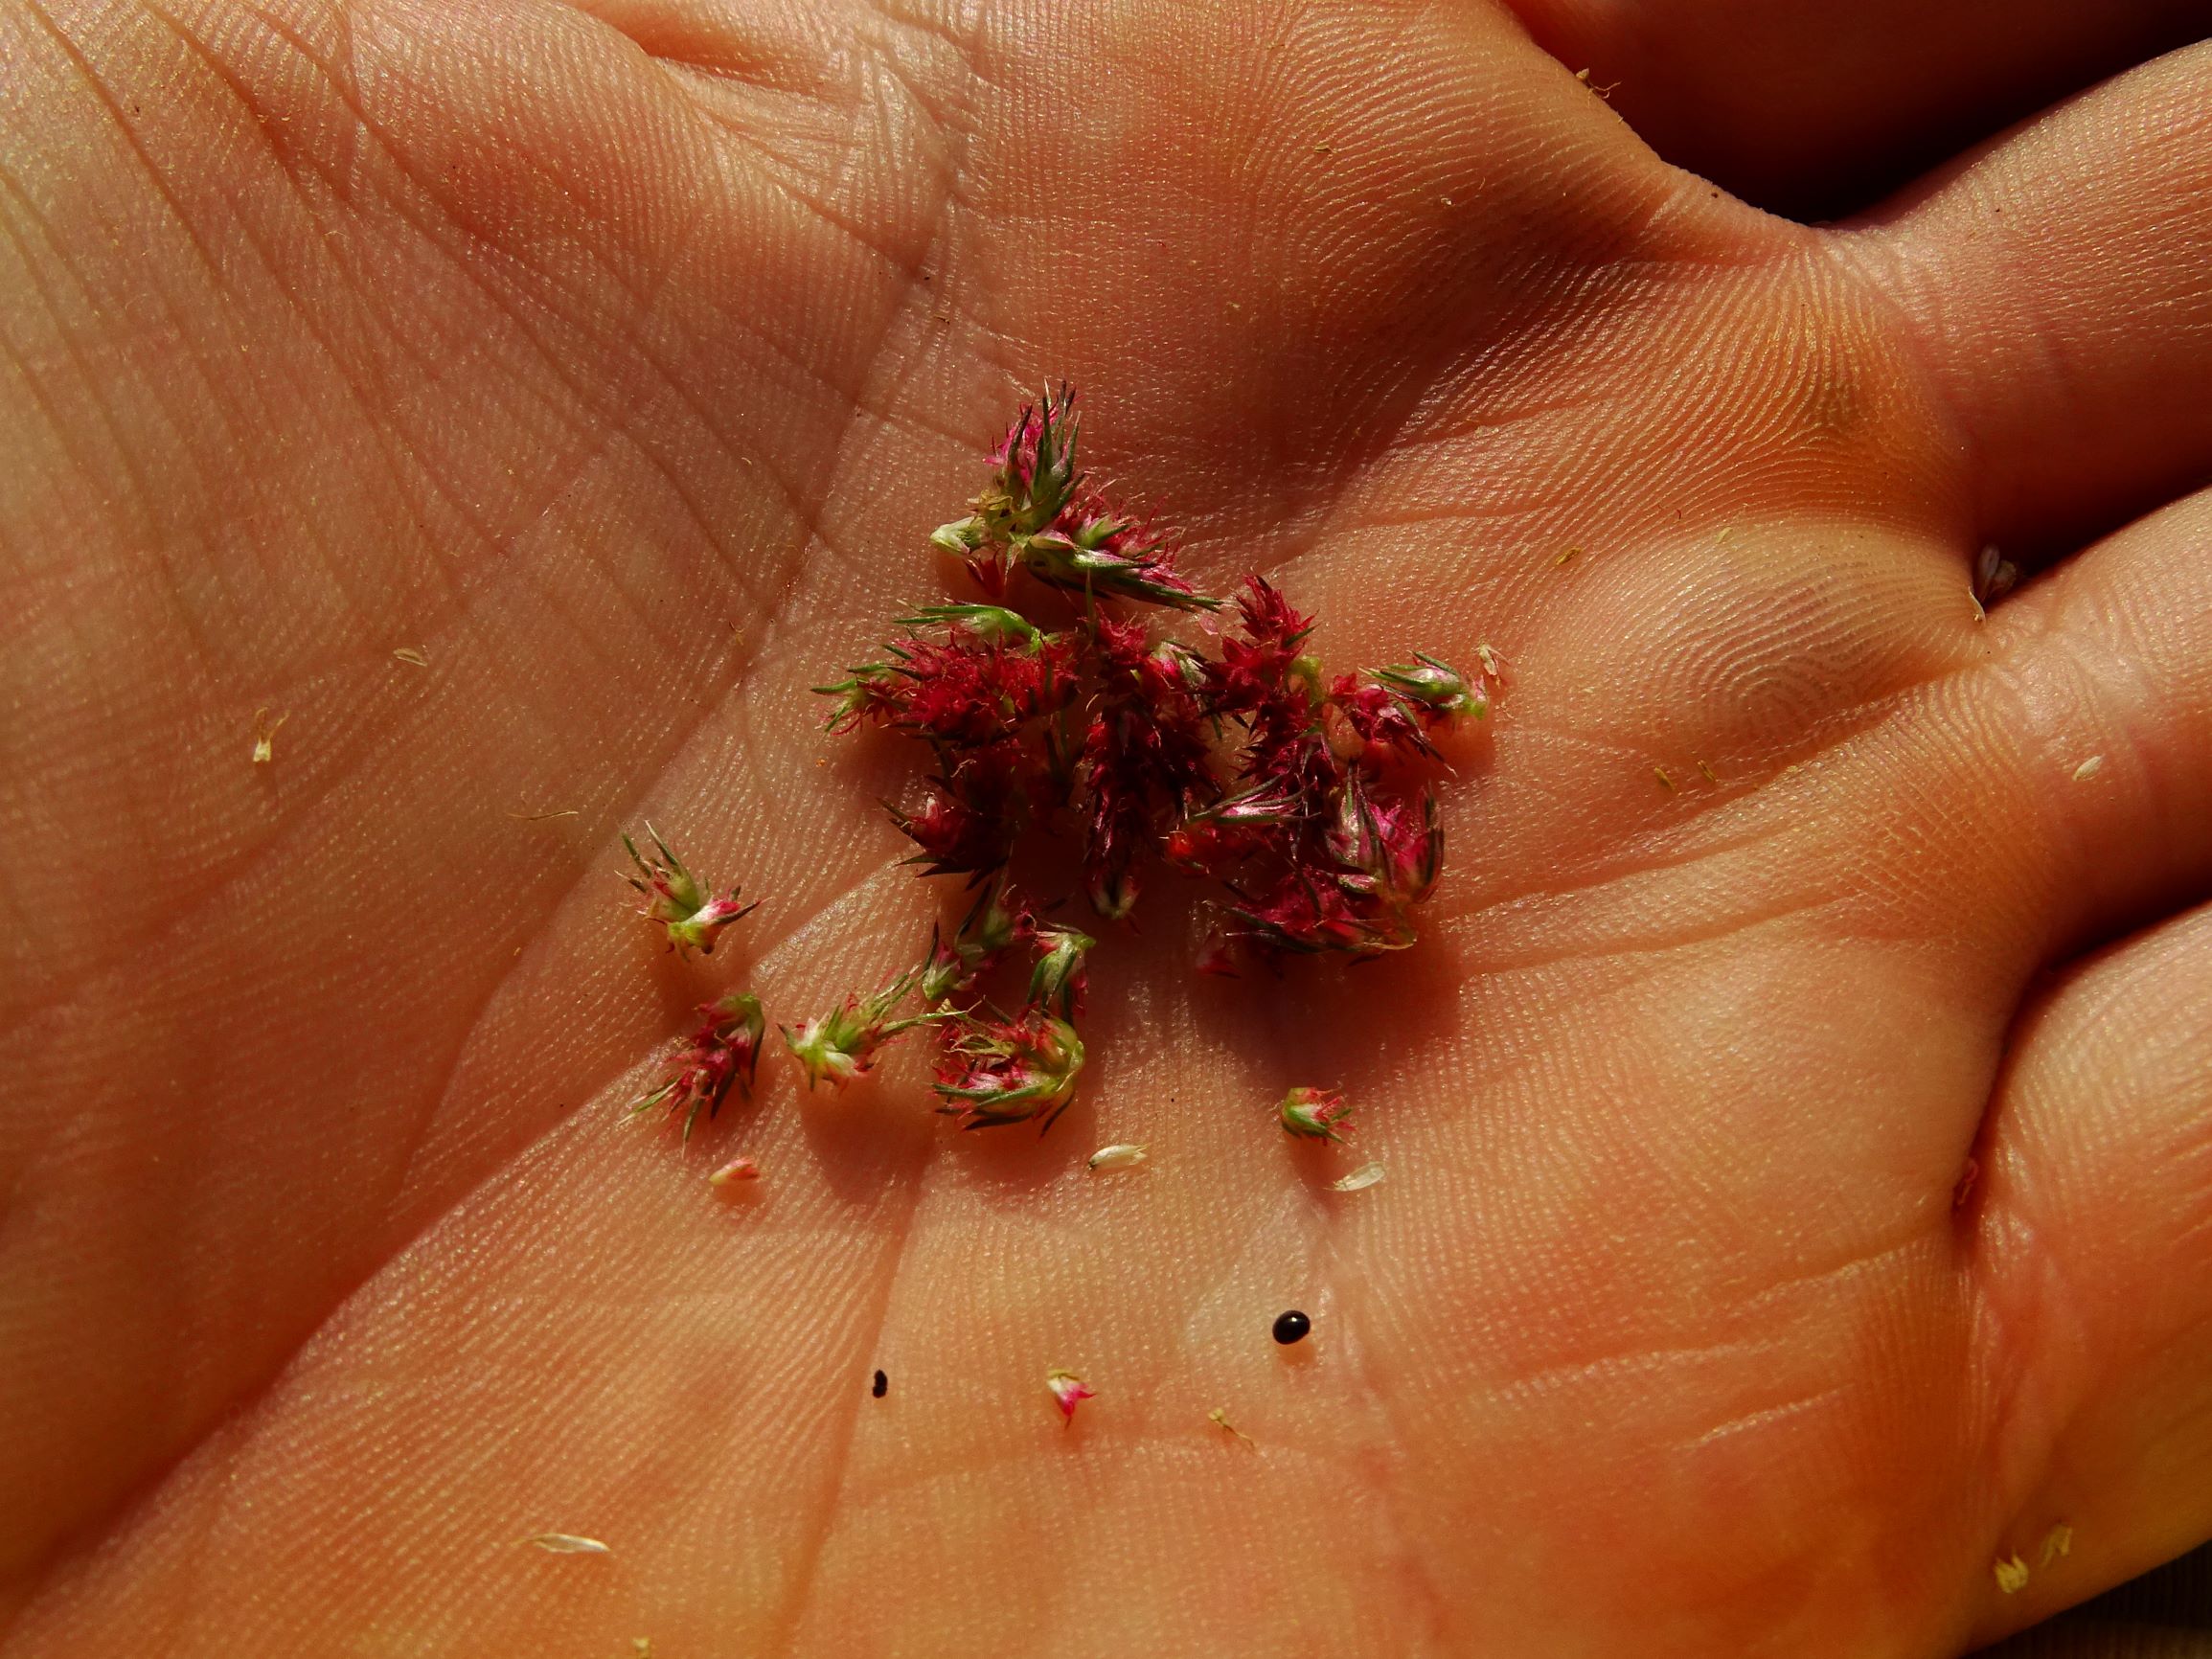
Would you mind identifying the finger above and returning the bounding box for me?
[1937,485,2212,964]
[1839,41,2212,556]
[1502,0,2212,217]
[1960,898,2212,1647]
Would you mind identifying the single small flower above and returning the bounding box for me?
[708,1155,761,1186]
[919,927,966,1006]
[1045,1367,1095,1425]
[2040,1524,2072,1565]
[1280,1085,1354,1144]
[631,990,765,1141]
[934,1010,1086,1129]
[1328,773,1442,913]
[1994,1555,2030,1595]
[1087,1143,1149,1171]
[1330,1162,1385,1193]
[891,779,1020,879]
[922,880,1037,1004]
[1331,676,1437,758]
[958,879,1036,973]
[1016,516,1220,611]
[897,602,1042,648]
[812,657,906,734]
[1218,864,1417,965]
[931,387,1085,592]
[622,824,759,956]
[1026,925,1094,1020]
[1372,651,1489,723]
[782,971,943,1089]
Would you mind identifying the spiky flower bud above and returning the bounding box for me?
[1045,1367,1095,1425]
[1016,521,1220,611]
[1371,651,1488,722]
[631,990,765,1141]
[919,927,966,1005]
[1026,925,1094,1020]
[782,972,942,1089]
[897,603,1041,648]
[1279,1084,1354,1143]
[622,824,759,956]
[986,389,1083,539]
[934,1011,1085,1129]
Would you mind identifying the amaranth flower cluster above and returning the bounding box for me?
[791,385,1498,1128]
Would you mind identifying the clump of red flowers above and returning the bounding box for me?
[794,385,1498,1129]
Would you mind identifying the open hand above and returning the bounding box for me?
[4,1,2210,1652]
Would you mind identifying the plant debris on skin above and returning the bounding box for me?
[623,823,759,956]
[1045,1367,1095,1425]
[632,990,765,1142]
[794,384,1497,1133]
[520,1533,611,1555]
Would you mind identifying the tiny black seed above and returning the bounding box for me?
[1271,1309,1311,1345]
[872,1369,888,1398]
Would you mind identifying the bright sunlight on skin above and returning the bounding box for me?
[2,1,2211,1654]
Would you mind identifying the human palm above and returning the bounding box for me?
[5,2,2212,1653]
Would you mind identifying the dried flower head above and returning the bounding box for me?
[1045,1367,1095,1425]
[631,990,765,1141]
[934,1010,1086,1129]
[622,824,759,956]
[783,971,942,1089]
[1280,1085,1354,1143]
